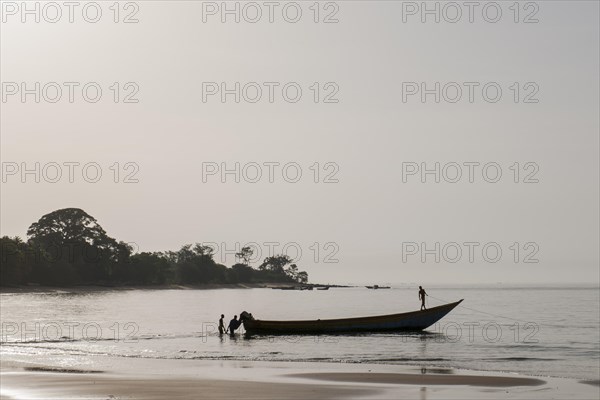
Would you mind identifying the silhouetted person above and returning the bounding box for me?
[228,315,241,335]
[419,286,428,310]
[218,314,225,335]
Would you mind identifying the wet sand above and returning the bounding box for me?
[1,359,598,400]
[1,372,375,400]
[288,372,546,387]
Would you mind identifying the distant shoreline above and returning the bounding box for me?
[2,283,598,294]
[0,283,352,294]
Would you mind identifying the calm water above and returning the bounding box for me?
[1,285,598,380]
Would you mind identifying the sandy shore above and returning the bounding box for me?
[2,359,598,400]
[288,372,546,387]
[1,372,375,400]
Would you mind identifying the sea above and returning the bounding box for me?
[1,285,598,381]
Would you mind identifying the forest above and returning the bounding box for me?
[0,208,308,287]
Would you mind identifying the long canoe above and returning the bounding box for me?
[240,299,463,334]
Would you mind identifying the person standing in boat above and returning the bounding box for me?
[419,286,428,310]
[218,314,225,335]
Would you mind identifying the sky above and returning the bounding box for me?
[1,0,599,285]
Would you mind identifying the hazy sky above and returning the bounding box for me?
[1,0,598,285]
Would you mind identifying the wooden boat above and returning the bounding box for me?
[366,285,391,289]
[316,286,329,290]
[239,300,463,334]
[272,286,313,291]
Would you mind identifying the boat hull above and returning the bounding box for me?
[241,300,463,334]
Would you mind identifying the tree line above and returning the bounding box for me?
[0,208,308,287]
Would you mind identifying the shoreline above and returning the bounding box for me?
[0,283,270,293]
[1,359,598,399]
[3,283,597,294]
[0,283,352,294]
[3,351,597,384]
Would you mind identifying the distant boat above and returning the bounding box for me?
[366,285,391,289]
[239,300,463,334]
[273,286,312,291]
[316,286,329,290]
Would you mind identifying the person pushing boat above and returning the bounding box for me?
[419,286,428,310]
[227,315,241,335]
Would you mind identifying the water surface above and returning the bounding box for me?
[1,285,598,380]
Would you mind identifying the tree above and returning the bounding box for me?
[171,243,223,284]
[297,271,308,284]
[118,252,172,285]
[28,208,111,246]
[257,255,309,283]
[230,263,254,283]
[259,255,293,275]
[285,263,299,281]
[284,263,309,283]
[235,246,254,265]
[0,236,31,285]
[26,208,130,283]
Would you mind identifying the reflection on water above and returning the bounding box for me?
[417,367,455,375]
[1,286,598,380]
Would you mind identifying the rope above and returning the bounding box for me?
[427,294,538,325]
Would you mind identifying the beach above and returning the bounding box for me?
[2,358,598,400]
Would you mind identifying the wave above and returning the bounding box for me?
[0,332,205,345]
[24,366,104,373]
[363,357,448,362]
